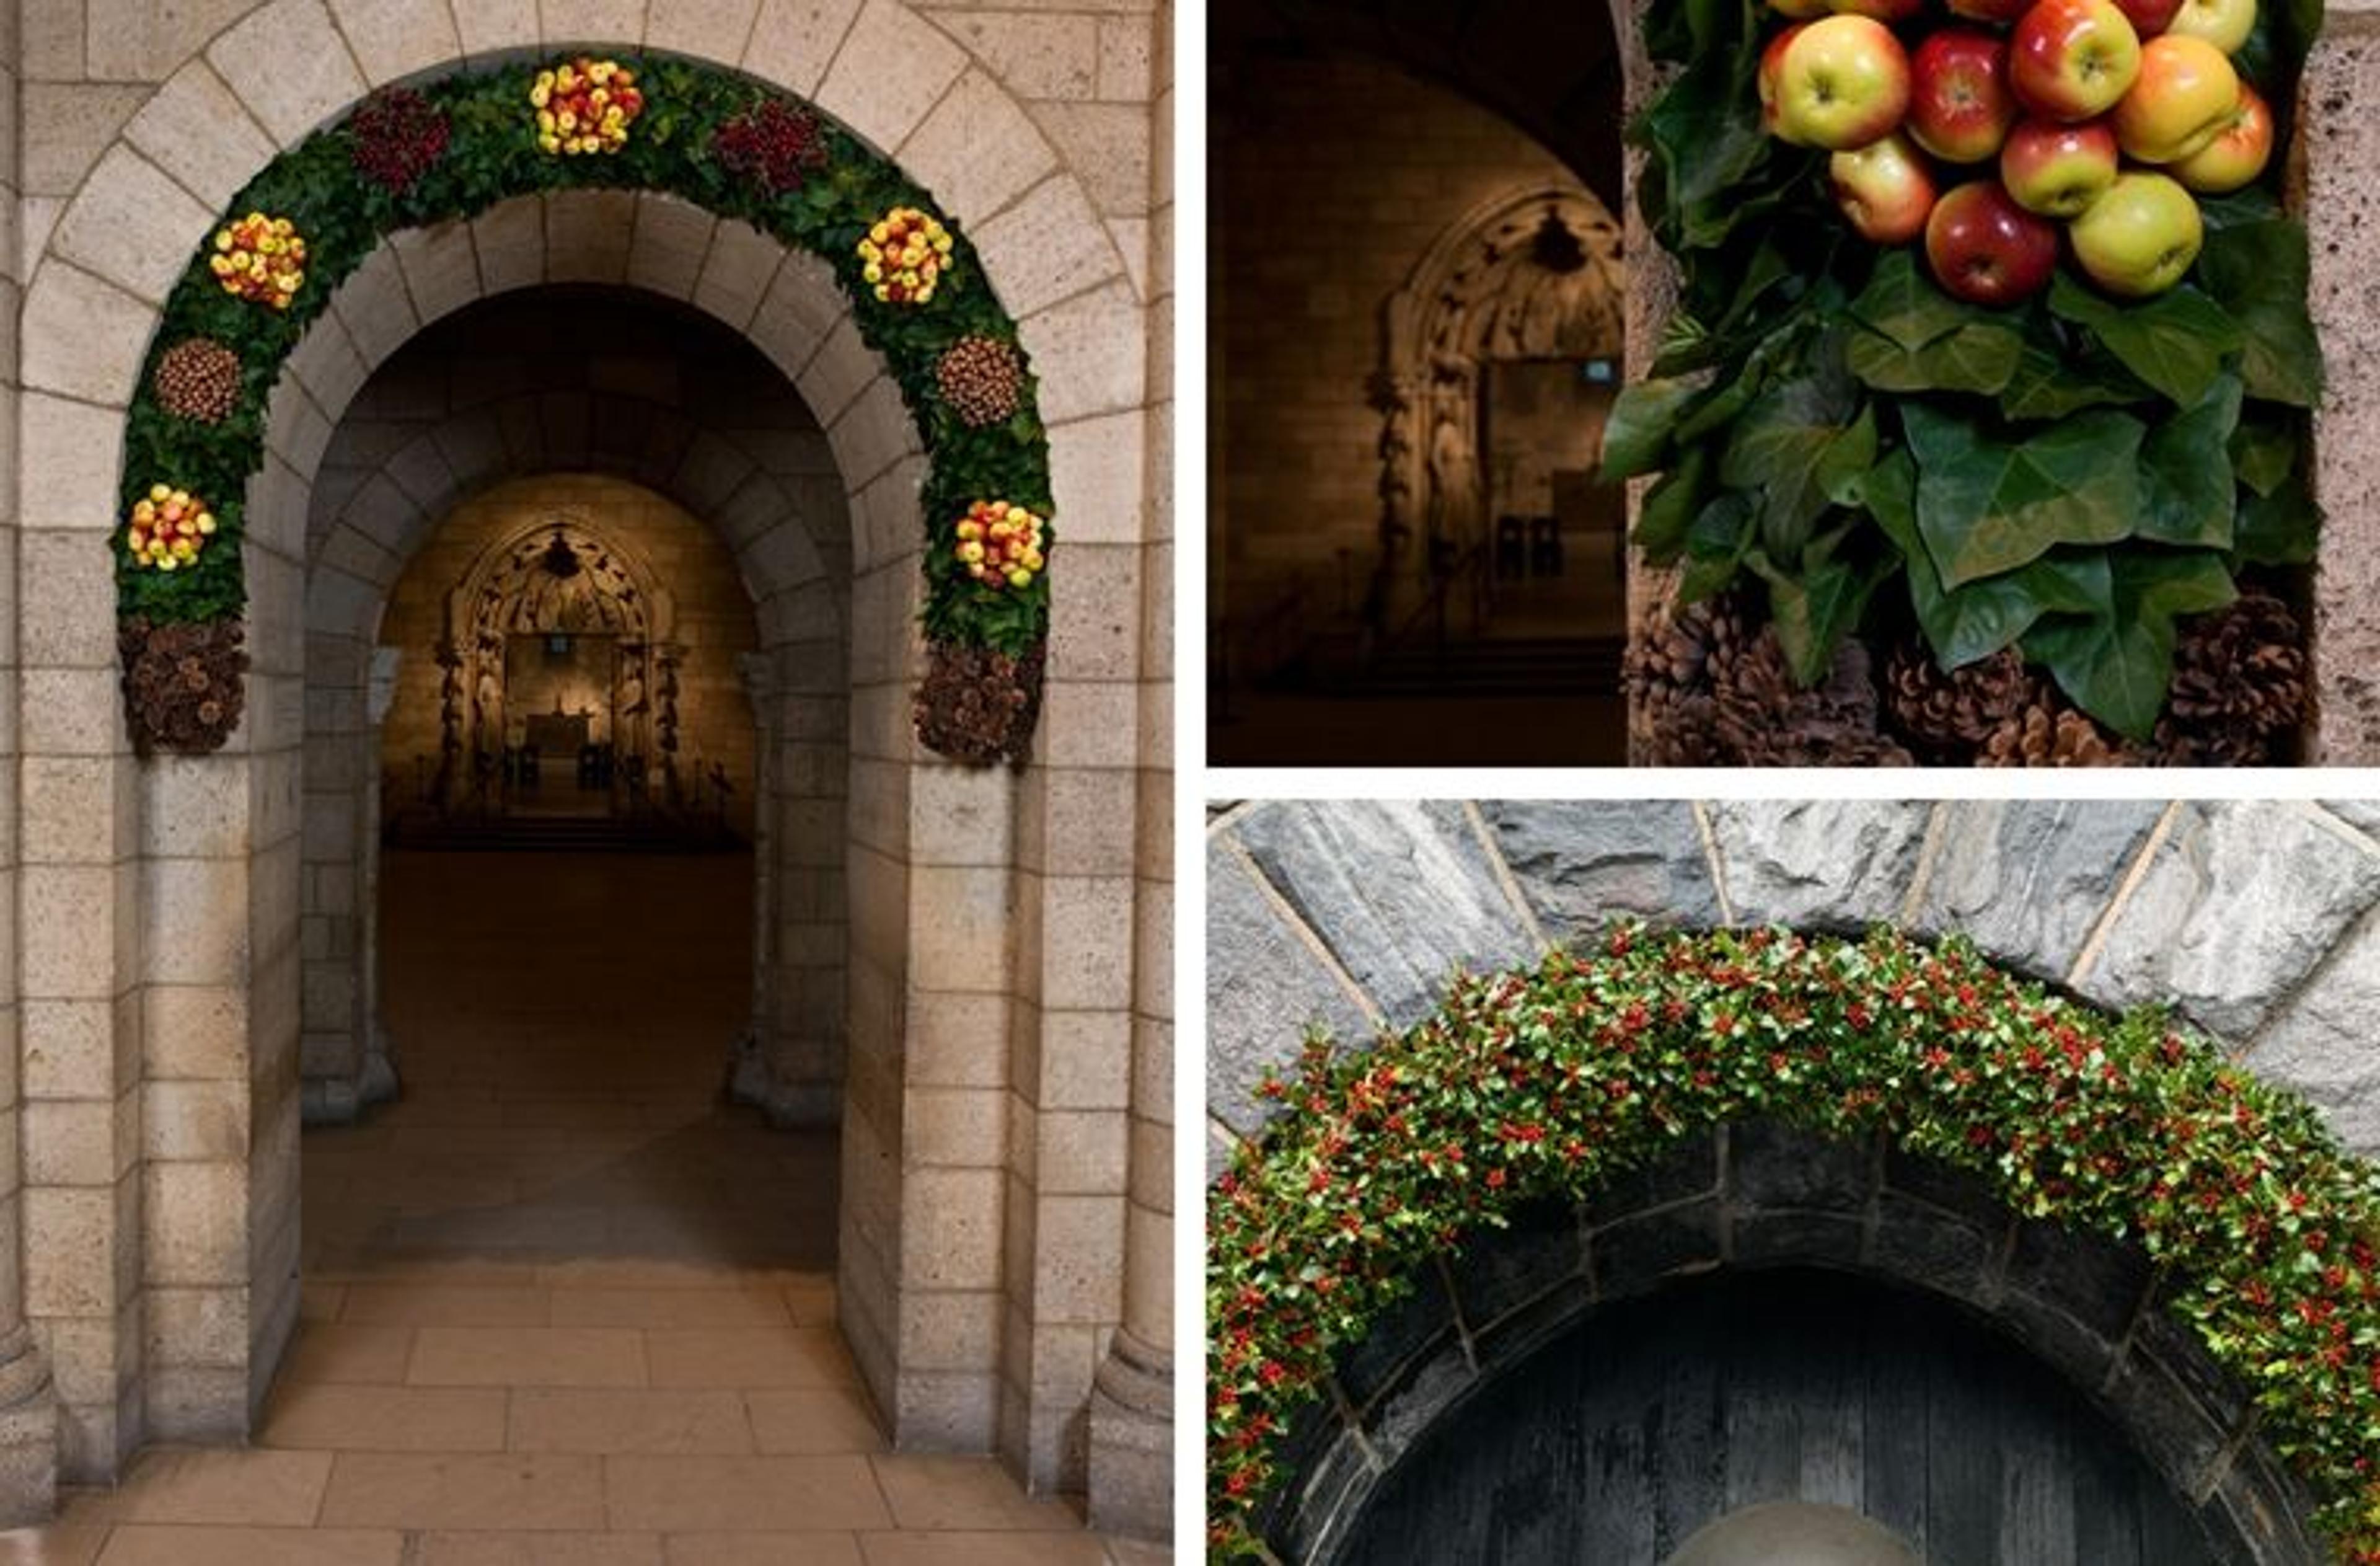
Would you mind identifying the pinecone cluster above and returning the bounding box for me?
[152,337,242,424]
[1627,595,1912,767]
[120,617,247,755]
[914,639,1044,768]
[2156,589,2306,764]
[936,336,1025,428]
[714,99,831,193]
[1885,644,2139,766]
[347,86,449,194]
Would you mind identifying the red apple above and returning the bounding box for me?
[2110,0,2185,33]
[1999,116,2121,214]
[2011,0,2144,122]
[2069,169,2204,295]
[2165,0,2256,53]
[1828,0,1926,18]
[1949,0,2034,21]
[2112,33,2239,162]
[2169,81,2273,190]
[1831,130,1941,243]
[1908,30,2022,164]
[1924,179,2060,304]
[1761,24,1812,139]
[1773,15,1915,150]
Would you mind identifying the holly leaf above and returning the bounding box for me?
[2196,218,2323,408]
[2136,373,2242,549]
[1847,319,2024,396]
[1902,402,2145,588]
[2047,275,2242,409]
[1864,449,2109,668]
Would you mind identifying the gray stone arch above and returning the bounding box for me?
[1207,798,2380,1561]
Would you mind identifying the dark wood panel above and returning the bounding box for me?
[1331,1270,2220,1566]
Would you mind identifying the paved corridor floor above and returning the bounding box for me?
[4,851,1160,1565]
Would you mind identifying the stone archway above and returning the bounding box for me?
[3,6,1171,1538]
[1207,799,2380,1560]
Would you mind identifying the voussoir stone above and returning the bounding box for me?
[1478,799,1719,942]
[2087,802,2380,1041]
[1914,800,2161,981]
[1705,799,1929,930]
[2244,909,2380,1156]
[1205,836,1373,1138]
[1233,800,1536,1030]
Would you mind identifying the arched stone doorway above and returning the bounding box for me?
[1207,799,2380,1562]
[1,6,1172,1541]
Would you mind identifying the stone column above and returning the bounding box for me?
[355,647,402,1108]
[1091,0,1175,1535]
[728,652,782,1112]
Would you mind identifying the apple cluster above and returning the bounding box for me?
[531,58,642,157]
[208,213,307,311]
[1760,0,2272,303]
[126,484,218,573]
[954,501,1047,591]
[858,207,954,306]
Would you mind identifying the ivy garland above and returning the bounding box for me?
[1207,924,2380,1562]
[1605,0,2325,746]
[117,56,1055,763]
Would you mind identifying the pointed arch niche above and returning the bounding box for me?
[1372,185,1626,626]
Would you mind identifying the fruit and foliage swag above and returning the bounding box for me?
[1607,0,2324,762]
[1206,924,2380,1562]
[118,56,1055,765]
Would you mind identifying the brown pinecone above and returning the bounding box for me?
[1885,644,2034,758]
[2152,590,2304,766]
[1624,595,1749,764]
[914,639,1044,768]
[152,338,242,424]
[120,616,247,755]
[1628,593,1912,767]
[936,336,1025,428]
[1978,699,2133,767]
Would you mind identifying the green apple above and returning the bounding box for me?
[1773,15,1914,151]
[2068,170,2204,296]
[1999,117,2120,216]
[2170,82,2273,192]
[2112,34,2239,162]
[2164,0,2256,52]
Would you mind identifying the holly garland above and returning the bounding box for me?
[1207,924,2380,1562]
[1605,0,2324,749]
[118,56,1054,762]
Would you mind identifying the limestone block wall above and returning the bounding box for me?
[1,0,1172,1529]
[1208,800,2380,1167]
[1211,50,1582,627]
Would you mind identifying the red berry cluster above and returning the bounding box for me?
[714,99,832,194]
[348,86,450,195]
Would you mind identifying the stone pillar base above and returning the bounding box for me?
[300,1029,402,1126]
[0,1329,59,1526]
[1087,1327,1171,1541]
[727,1036,840,1128]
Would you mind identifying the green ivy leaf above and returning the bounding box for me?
[1678,492,1757,604]
[1751,548,1887,687]
[1632,445,1712,562]
[1846,320,2023,396]
[2046,275,2242,409]
[1902,402,2144,588]
[2234,478,2322,567]
[1864,449,2108,668]
[1600,376,1704,480]
[1720,369,1864,563]
[2196,218,2324,408]
[1999,343,2149,421]
[2136,374,2242,549]
[2024,551,2236,738]
[2229,411,2299,499]
[1846,248,1979,352]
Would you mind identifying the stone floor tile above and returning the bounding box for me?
[858,1533,1115,1566]
[91,1526,403,1565]
[663,1536,865,1566]
[506,1389,754,1455]
[643,1328,855,1389]
[342,1284,552,1327]
[547,1287,790,1329]
[260,1384,508,1453]
[869,1456,1086,1532]
[783,1278,837,1324]
[603,1454,892,1533]
[302,1284,348,1322]
[112,1448,335,1527]
[414,1531,666,1565]
[317,1453,608,1531]
[743,1388,887,1455]
[0,1520,108,1564]
[279,1323,419,1385]
[408,1327,646,1388]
